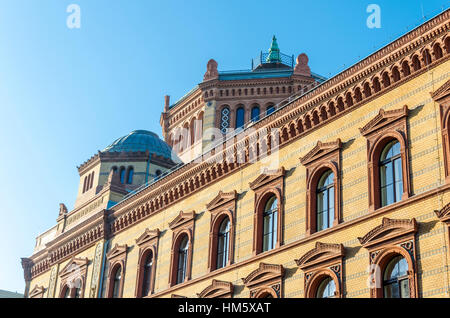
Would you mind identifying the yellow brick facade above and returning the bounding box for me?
[23,11,450,299]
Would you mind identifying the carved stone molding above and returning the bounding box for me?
[242,262,284,298]
[295,242,344,298]
[359,105,411,211]
[135,228,160,297]
[435,202,450,224]
[358,218,418,298]
[249,168,285,255]
[168,211,196,287]
[197,279,234,298]
[206,191,237,272]
[300,139,342,235]
[105,244,128,298]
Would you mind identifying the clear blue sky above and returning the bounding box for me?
[0,0,448,293]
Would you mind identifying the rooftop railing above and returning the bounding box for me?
[252,51,295,70]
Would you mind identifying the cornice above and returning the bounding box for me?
[431,78,450,101]
[358,217,418,248]
[435,202,450,223]
[241,262,284,287]
[299,139,342,166]
[294,242,344,270]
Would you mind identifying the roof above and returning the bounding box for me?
[102,130,174,160]
[0,289,23,298]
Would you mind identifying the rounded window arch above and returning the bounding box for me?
[235,106,245,129]
[262,195,278,252]
[61,284,71,298]
[383,255,410,298]
[251,105,260,122]
[111,265,122,298]
[141,250,154,297]
[379,140,403,207]
[176,235,189,284]
[316,170,335,232]
[216,217,230,270]
[316,276,336,298]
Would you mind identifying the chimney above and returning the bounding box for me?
[164,95,170,112]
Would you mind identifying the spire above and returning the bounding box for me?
[266,35,281,63]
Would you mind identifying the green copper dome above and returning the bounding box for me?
[102,130,174,159]
[266,35,281,63]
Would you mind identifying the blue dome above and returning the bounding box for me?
[103,130,174,159]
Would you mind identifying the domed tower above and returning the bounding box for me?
[75,130,180,209]
[160,36,326,163]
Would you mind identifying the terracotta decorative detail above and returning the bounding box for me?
[242,262,284,298]
[47,265,58,298]
[204,59,219,82]
[431,79,450,182]
[435,202,450,224]
[300,139,342,235]
[59,203,68,216]
[168,211,196,287]
[249,168,285,255]
[206,191,237,272]
[294,53,311,76]
[197,279,234,298]
[359,218,419,298]
[295,242,345,298]
[58,256,89,298]
[135,228,160,297]
[89,241,104,298]
[29,285,45,298]
[105,244,128,298]
[359,105,411,212]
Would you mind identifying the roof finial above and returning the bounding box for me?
[266,35,281,63]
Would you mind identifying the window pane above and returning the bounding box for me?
[266,105,275,116]
[394,158,403,202]
[236,108,245,129]
[400,279,410,298]
[384,282,399,298]
[251,106,260,122]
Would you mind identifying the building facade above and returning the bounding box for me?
[22,10,450,298]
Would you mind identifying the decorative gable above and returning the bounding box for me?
[197,279,234,298]
[295,242,344,270]
[106,244,128,260]
[249,167,285,191]
[358,217,417,248]
[300,139,342,166]
[206,191,237,211]
[168,211,196,230]
[435,203,450,224]
[359,105,408,136]
[135,228,160,246]
[59,257,88,278]
[29,285,46,298]
[431,78,450,102]
[242,263,284,288]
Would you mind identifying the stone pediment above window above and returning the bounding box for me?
[59,257,88,278]
[135,228,160,246]
[206,191,237,211]
[106,244,128,261]
[197,279,234,298]
[29,285,46,298]
[241,263,284,288]
[435,203,450,224]
[359,105,409,137]
[358,217,418,248]
[168,211,196,230]
[299,139,342,166]
[249,167,285,191]
[295,242,344,270]
[431,78,450,102]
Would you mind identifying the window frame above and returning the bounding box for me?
[359,106,411,212]
[300,139,342,235]
[58,257,88,298]
[135,228,160,298]
[249,168,285,256]
[105,244,128,298]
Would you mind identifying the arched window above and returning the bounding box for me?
[111,266,122,298]
[380,140,403,207]
[177,236,189,284]
[266,104,275,116]
[235,107,245,129]
[141,252,153,297]
[383,255,410,298]
[316,277,336,298]
[127,167,134,184]
[119,167,126,184]
[89,171,94,189]
[251,106,260,122]
[82,176,87,193]
[73,280,82,298]
[62,285,71,298]
[262,196,278,252]
[316,170,335,232]
[216,218,230,270]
